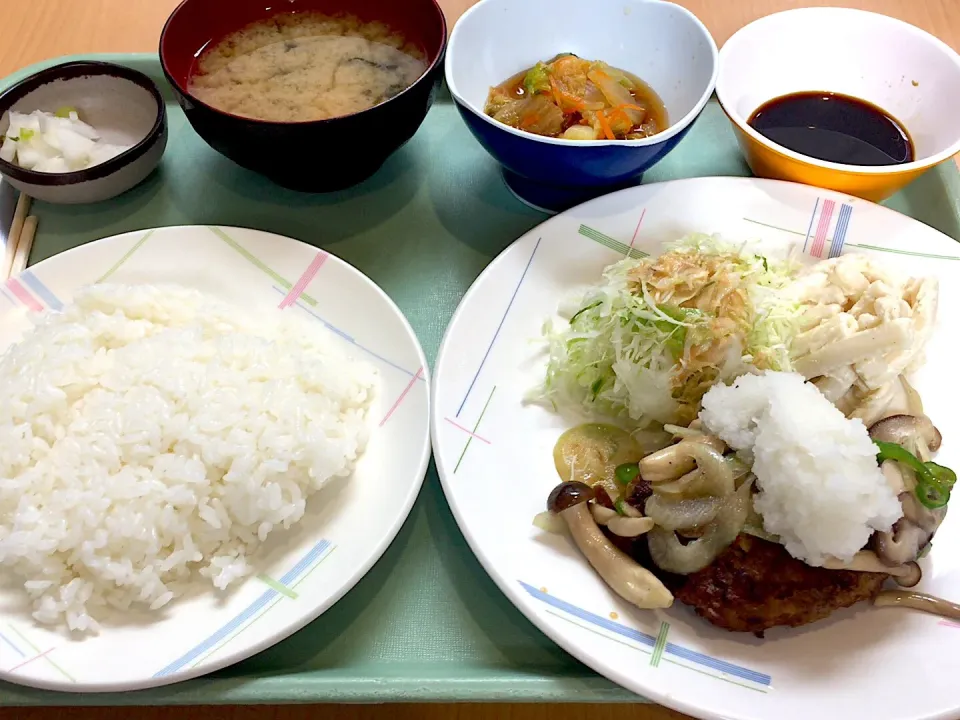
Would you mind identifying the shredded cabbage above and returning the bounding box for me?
[534,234,802,427]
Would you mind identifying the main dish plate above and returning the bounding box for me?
[0,226,430,692]
[432,177,960,720]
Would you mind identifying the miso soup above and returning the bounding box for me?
[188,13,427,123]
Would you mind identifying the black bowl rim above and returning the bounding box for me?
[158,0,448,127]
[0,60,167,187]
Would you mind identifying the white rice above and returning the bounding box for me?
[699,371,901,567]
[0,284,378,633]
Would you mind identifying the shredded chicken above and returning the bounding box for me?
[790,254,937,426]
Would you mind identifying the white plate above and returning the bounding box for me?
[432,177,960,720]
[0,226,430,692]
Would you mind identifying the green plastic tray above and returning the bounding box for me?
[1,54,959,707]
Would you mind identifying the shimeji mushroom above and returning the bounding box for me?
[589,503,655,538]
[823,551,922,587]
[869,414,942,459]
[873,516,935,568]
[547,481,673,609]
[874,589,960,620]
[639,438,731,495]
[867,415,947,568]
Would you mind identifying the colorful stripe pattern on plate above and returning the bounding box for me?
[154,539,335,677]
[279,251,328,309]
[519,582,771,692]
[269,286,426,383]
[380,367,425,426]
[578,224,648,259]
[456,239,540,418]
[2,624,75,682]
[745,200,960,261]
[452,386,496,474]
[2,271,62,312]
[743,197,854,259]
[803,198,854,259]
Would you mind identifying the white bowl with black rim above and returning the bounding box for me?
[0,61,167,205]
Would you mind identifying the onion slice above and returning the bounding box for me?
[532,511,566,534]
[645,494,722,531]
[647,478,753,574]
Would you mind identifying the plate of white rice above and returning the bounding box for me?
[432,177,960,720]
[0,225,430,691]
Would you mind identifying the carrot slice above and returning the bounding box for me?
[610,108,631,128]
[596,110,615,140]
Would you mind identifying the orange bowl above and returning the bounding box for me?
[716,8,960,201]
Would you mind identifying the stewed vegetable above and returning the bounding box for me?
[484,54,669,141]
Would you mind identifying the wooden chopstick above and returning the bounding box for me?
[10,214,37,277]
[3,191,31,278]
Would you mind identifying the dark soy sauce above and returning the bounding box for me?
[748,92,914,166]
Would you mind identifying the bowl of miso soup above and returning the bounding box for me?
[160,0,446,192]
[445,0,718,213]
[717,7,960,201]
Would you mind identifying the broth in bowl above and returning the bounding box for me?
[187,12,427,123]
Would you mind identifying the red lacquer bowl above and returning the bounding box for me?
[160,0,447,192]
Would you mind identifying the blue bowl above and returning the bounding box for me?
[445,0,718,212]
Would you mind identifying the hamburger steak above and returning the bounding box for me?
[611,532,888,635]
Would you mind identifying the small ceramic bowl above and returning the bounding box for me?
[717,7,960,202]
[0,61,168,205]
[445,0,718,213]
[160,0,446,193]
